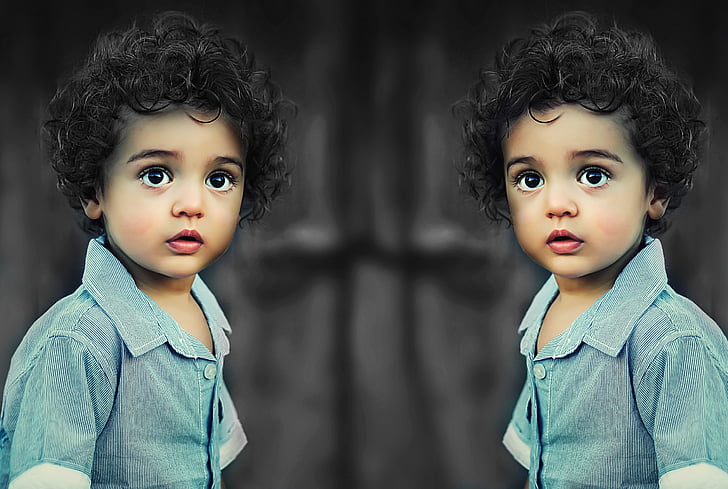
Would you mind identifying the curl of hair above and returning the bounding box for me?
[456,11,705,236]
[43,11,292,235]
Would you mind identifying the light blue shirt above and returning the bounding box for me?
[503,238,728,488]
[0,237,246,489]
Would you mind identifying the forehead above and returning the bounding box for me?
[502,104,637,163]
[113,107,244,157]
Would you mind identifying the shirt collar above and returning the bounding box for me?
[82,237,230,358]
[191,274,231,356]
[518,237,668,358]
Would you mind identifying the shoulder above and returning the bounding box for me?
[637,287,726,350]
[34,286,122,351]
[628,287,728,384]
[7,286,124,386]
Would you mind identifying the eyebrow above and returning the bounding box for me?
[126,149,244,169]
[215,156,245,171]
[126,149,179,164]
[505,156,536,170]
[570,149,624,163]
[505,149,624,170]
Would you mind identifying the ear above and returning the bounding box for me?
[81,196,103,220]
[647,187,669,220]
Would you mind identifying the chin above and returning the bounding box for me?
[156,266,205,280]
[544,263,598,280]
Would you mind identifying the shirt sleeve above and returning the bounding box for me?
[502,378,532,469]
[6,334,114,486]
[635,335,728,484]
[9,463,91,489]
[217,377,247,469]
[658,463,728,489]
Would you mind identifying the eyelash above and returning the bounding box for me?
[139,166,172,187]
[509,166,612,191]
[207,170,240,192]
[577,166,612,187]
[138,166,241,192]
[510,170,543,192]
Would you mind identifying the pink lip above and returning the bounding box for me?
[546,229,583,254]
[166,229,204,254]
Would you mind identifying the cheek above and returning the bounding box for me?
[595,211,629,234]
[505,190,521,218]
[107,213,159,247]
[592,199,646,237]
[209,197,244,234]
[224,191,245,218]
[508,195,537,229]
[219,199,243,225]
[125,214,158,234]
[104,195,160,236]
[509,206,541,253]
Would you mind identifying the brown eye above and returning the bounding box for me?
[140,167,171,186]
[578,167,609,187]
[516,172,544,191]
[206,171,235,191]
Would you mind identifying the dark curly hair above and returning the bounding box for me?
[43,11,291,235]
[457,11,705,236]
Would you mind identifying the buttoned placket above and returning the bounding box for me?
[206,355,222,489]
[525,327,574,489]
[205,308,231,489]
[532,353,558,489]
[168,321,221,489]
[526,352,542,489]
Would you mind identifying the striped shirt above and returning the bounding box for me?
[0,237,246,488]
[503,237,728,488]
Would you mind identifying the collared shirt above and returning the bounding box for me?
[0,237,246,489]
[503,238,728,488]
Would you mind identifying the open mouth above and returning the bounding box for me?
[547,230,583,253]
[547,230,582,243]
[550,235,573,242]
[166,230,204,253]
[167,230,203,244]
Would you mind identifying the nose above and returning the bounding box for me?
[545,183,577,218]
[172,183,204,218]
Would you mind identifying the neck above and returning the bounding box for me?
[553,272,615,305]
[134,275,196,304]
[553,237,644,305]
[105,237,196,303]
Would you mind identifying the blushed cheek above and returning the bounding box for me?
[595,214,628,235]
[594,203,646,242]
[107,209,160,248]
[128,207,159,233]
[511,213,541,258]
[510,203,537,235]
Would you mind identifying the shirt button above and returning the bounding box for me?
[533,363,546,380]
[204,364,217,380]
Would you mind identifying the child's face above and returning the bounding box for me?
[83,108,245,288]
[502,104,668,288]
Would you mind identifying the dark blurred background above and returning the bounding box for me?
[1,1,727,488]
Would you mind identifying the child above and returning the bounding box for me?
[458,12,728,489]
[0,11,289,489]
